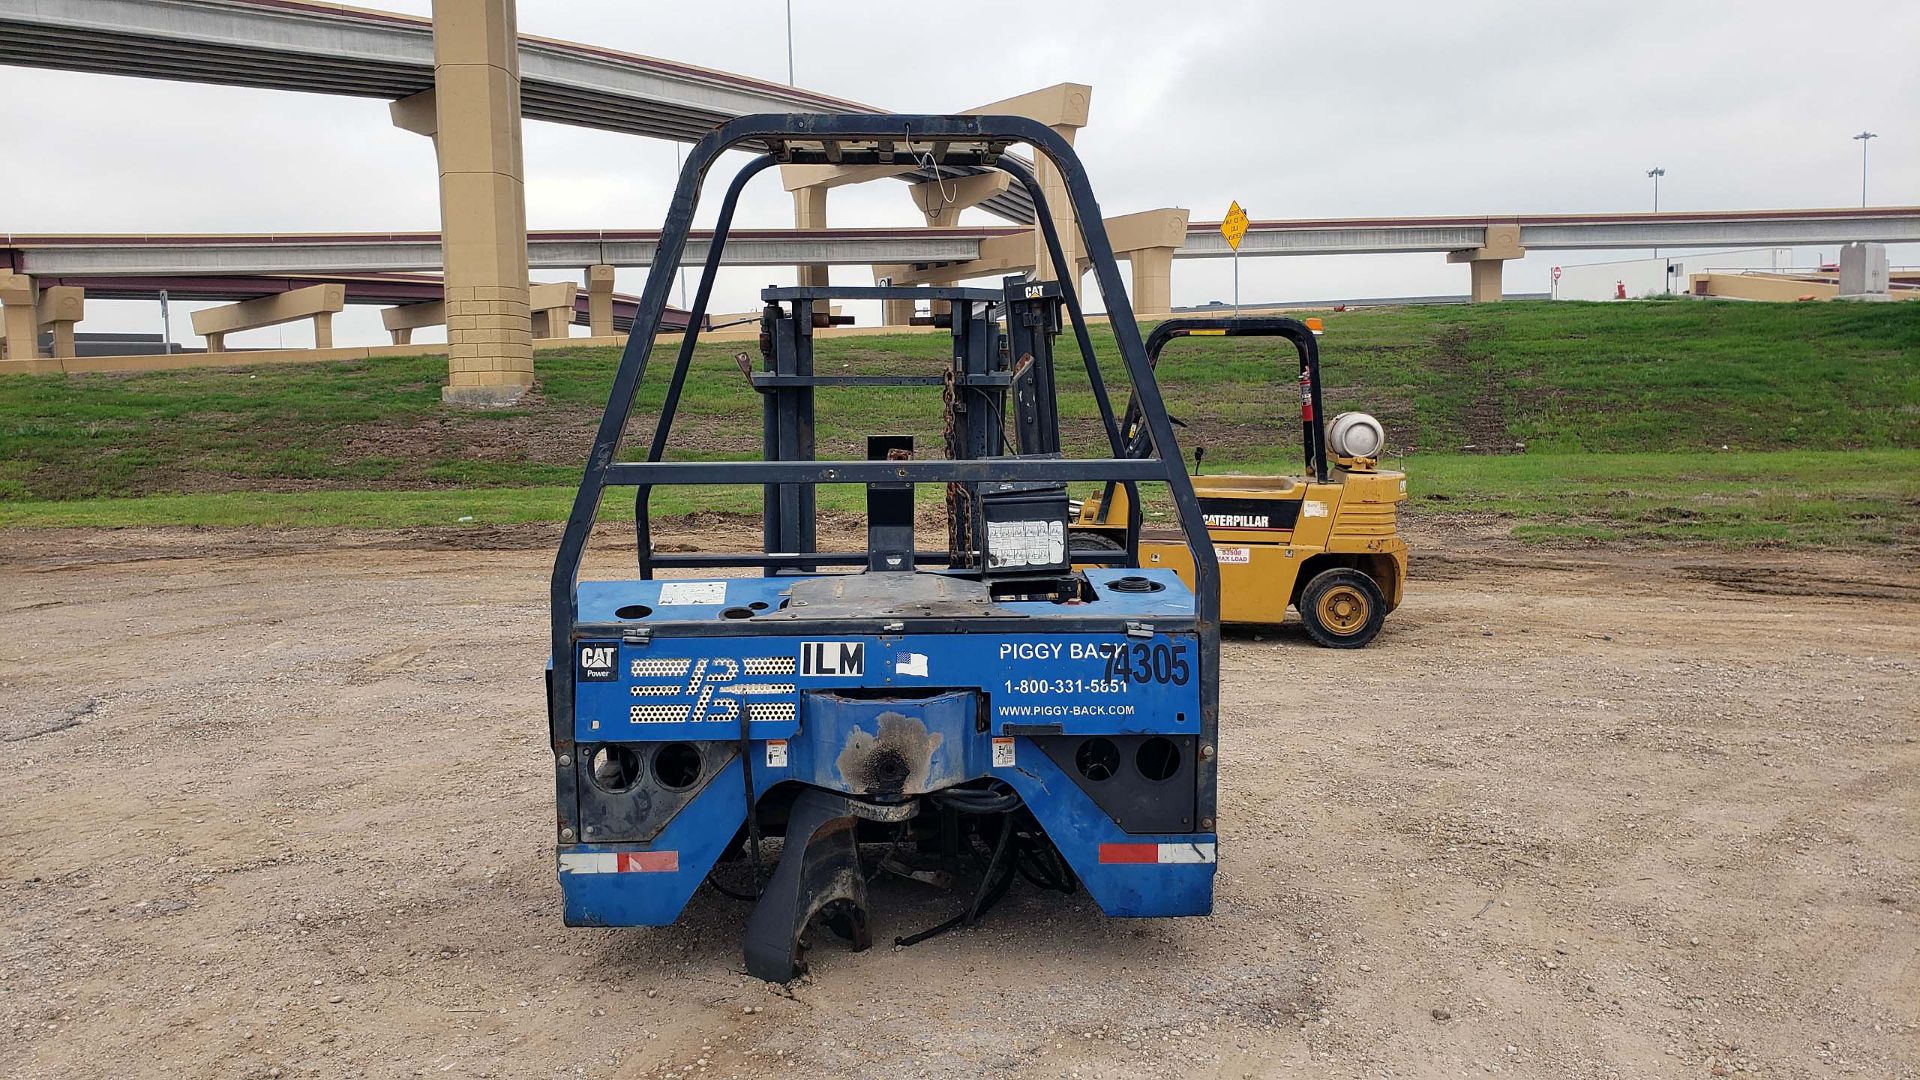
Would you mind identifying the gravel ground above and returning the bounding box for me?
[0,522,1915,1079]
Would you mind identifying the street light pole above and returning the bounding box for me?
[1853,131,1877,207]
[785,0,794,85]
[1646,167,1665,272]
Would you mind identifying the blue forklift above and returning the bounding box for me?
[548,114,1221,981]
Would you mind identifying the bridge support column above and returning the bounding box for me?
[383,300,445,346]
[982,84,1091,295]
[792,186,829,289]
[1,274,38,361]
[529,281,578,340]
[872,264,916,326]
[1104,208,1189,316]
[1128,248,1174,315]
[587,264,616,335]
[426,0,533,405]
[1446,224,1524,303]
[37,287,85,358]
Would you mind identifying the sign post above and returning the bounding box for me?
[1550,265,1562,301]
[1221,201,1249,316]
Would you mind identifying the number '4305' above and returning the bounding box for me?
[1103,640,1191,685]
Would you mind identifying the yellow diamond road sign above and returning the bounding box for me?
[1221,201,1249,251]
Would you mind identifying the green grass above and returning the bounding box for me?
[3,450,1912,549]
[1,300,1915,546]
[1398,449,1920,546]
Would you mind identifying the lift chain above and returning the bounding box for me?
[941,367,972,568]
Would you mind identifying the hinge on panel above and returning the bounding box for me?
[622,627,652,645]
[1125,622,1155,639]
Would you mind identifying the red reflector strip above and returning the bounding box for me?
[559,851,680,874]
[1098,842,1218,865]
[617,851,679,873]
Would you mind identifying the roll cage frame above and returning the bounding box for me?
[1120,316,1329,482]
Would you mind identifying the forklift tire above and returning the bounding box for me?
[1298,568,1387,649]
[1069,529,1126,555]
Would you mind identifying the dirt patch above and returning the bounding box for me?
[1425,324,1534,453]
[341,407,595,470]
[0,525,1915,1079]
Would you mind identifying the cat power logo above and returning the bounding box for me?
[799,641,864,677]
[578,643,618,681]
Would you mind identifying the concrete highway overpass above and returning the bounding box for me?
[1194,207,1920,257]
[0,0,1037,225]
[25,271,690,334]
[0,229,1002,277]
[9,208,1916,277]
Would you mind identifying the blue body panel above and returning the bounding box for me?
[555,568,1214,925]
[999,739,1215,916]
[562,758,746,925]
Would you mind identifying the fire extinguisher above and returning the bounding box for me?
[1615,280,1627,300]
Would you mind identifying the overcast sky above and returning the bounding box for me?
[2,0,1915,346]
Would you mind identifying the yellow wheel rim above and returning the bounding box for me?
[1315,584,1371,636]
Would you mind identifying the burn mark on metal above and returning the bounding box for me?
[835,711,946,795]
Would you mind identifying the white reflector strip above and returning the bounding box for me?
[560,852,616,874]
[1158,842,1216,864]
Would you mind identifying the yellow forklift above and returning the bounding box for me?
[1071,317,1407,647]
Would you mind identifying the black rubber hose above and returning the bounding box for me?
[704,868,757,902]
[894,815,1018,948]
[737,732,764,897]
[927,782,1022,815]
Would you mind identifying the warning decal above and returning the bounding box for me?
[992,737,1016,768]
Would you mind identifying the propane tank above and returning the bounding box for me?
[1327,411,1386,460]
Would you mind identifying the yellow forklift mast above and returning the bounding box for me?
[1072,317,1408,647]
